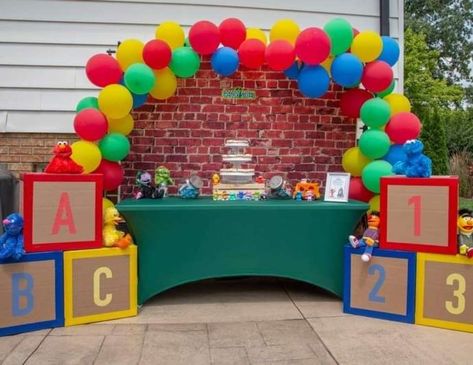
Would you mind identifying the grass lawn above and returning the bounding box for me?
[459,197,473,210]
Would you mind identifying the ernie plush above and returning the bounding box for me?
[458,208,473,258]
[348,211,380,262]
[44,141,83,174]
[103,207,133,249]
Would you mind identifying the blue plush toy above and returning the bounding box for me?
[392,139,432,178]
[0,213,25,261]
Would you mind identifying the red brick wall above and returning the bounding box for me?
[123,60,356,196]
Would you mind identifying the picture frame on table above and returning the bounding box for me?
[324,172,351,202]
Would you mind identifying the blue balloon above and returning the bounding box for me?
[297,66,330,98]
[330,53,363,87]
[383,144,406,165]
[211,47,239,77]
[284,61,301,80]
[132,92,148,109]
[378,36,400,66]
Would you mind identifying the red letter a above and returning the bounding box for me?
[51,192,77,235]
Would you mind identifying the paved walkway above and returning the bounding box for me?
[0,277,471,365]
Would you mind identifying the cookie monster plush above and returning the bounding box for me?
[392,139,432,178]
[0,213,25,261]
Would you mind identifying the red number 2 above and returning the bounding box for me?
[408,195,421,236]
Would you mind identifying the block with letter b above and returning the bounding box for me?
[343,246,416,323]
[0,252,64,336]
[416,253,473,332]
[21,173,103,252]
[64,245,137,326]
[380,176,458,254]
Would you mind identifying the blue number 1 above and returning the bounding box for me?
[368,264,386,303]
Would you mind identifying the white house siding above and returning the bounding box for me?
[0,0,403,133]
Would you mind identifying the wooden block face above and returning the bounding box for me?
[64,245,137,326]
[416,253,473,332]
[0,252,64,336]
[344,246,416,323]
[21,173,103,252]
[380,176,458,254]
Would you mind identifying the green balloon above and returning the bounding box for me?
[324,18,354,56]
[124,63,156,95]
[170,47,200,78]
[359,129,391,159]
[99,133,130,161]
[76,96,98,112]
[376,80,396,98]
[360,98,391,128]
[362,160,394,193]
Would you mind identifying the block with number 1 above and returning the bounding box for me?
[380,176,458,255]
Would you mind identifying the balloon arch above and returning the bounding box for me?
[71,18,419,209]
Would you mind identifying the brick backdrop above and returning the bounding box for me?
[0,60,357,198]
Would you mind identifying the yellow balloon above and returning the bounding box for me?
[149,67,177,100]
[321,55,334,76]
[246,28,267,45]
[350,31,383,62]
[368,195,380,213]
[98,84,133,119]
[71,140,102,174]
[342,147,372,177]
[116,39,144,71]
[155,21,185,50]
[108,114,135,136]
[270,19,300,45]
[102,197,115,212]
[384,93,411,115]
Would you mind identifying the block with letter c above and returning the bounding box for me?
[64,245,137,326]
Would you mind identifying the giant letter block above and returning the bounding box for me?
[21,173,103,252]
[380,176,458,254]
[0,252,64,336]
[416,253,473,332]
[64,245,137,326]
[344,246,416,323]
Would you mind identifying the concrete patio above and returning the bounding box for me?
[0,277,471,365]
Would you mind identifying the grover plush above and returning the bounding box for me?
[0,213,25,261]
[393,139,432,178]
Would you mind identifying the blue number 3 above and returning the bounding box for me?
[368,264,386,303]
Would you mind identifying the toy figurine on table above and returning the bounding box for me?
[457,208,473,258]
[134,171,164,199]
[292,179,321,200]
[393,139,432,178]
[179,175,203,199]
[268,175,292,199]
[44,141,83,174]
[103,207,133,249]
[348,211,380,262]
[0,213,25,261]
[155,166,174,197]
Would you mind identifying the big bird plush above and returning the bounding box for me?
[103,207,133,249]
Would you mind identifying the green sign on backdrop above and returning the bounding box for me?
[222,88,256,99]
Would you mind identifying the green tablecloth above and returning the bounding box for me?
[117,198,368,304]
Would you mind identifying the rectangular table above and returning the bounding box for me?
[117,198,368,304]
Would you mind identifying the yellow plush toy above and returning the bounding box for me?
[103,207,133,249]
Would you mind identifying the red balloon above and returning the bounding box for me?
[93,159,124,191]
[295,27,331,65]
[340,89,373,118]
[265,40,295,71]
[189,20,220,55]
[143,39,172,70]
[361,61,393,93]
[73,109,108,141]
[238,39,266,69]
[349,177,374,202]
[385,112,422,144]
[219,18,246,49]
[85,54,122,87]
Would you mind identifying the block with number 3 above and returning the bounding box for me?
[416,253,473,332]
[344,246,416,323]
[380,176,458,254]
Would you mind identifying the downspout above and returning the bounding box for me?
[380,0,390,35]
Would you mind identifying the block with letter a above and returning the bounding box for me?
[20,173,103,252]
[64,245,137,326]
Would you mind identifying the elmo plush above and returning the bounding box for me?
[44,141,84,173]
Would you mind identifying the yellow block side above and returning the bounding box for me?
[416,253,473,333]
[64,245,137,326]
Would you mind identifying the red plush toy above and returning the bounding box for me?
[44,141,84,174]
